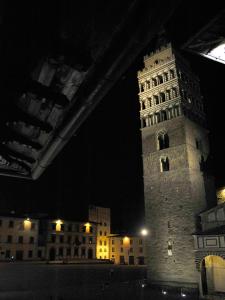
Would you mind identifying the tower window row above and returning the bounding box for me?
[139,69,176,93]
[141,105,181,128]
[140,87,179,110]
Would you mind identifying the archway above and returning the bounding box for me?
[49,247,56,261]
[201,255,225,295]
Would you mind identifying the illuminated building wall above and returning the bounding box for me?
[108,235,146,265]
[138,43,216,288]
[40,219,96,261]
[0,216,39,260]
[217,187,225,204]
[88,206,110,259]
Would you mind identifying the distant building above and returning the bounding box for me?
[38,219,96,261]
[108,234,146,265]
[0,207,146,265]
[0,215,39,261]
[88,205,111,259]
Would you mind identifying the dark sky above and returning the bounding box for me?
[1,2,224,233]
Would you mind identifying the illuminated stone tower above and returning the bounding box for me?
[88,205,111,259]
[137,43,216,289]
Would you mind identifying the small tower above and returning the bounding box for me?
[88,205,111,259]
[137,43,216,289]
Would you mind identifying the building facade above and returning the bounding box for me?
[38,219,96,261]
[0,216,39,261]
[108,234,146,265]
[0,207,147,265]
[137,43,216,289]
[88,205,111,259]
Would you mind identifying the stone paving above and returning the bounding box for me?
[0,263,222,299]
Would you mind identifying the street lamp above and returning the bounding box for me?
[140,228,148,236]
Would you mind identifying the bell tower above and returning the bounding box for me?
[137,43,216,289]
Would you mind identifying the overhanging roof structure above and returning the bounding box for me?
[1,1,224,180]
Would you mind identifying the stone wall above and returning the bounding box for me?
[142,116,210,288]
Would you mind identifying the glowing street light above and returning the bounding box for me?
[140,228,148,236]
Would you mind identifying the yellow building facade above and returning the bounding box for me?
[108,234,146,265]
[88,205,110,259]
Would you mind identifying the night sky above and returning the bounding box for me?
[1,2,225,233]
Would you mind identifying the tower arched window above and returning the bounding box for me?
[160,157,170,172]
[146,80,151,89]
[147,97,152,107]
[142,101,146,110]
[166,90,171,100]
[140,83,145,92]
[172,87,178,98]
[152,78,157,87]
[159,92,165,103]
[158,75,163,84]
[154,95,159,105]
[169,69,175,79]
[155,113,161,123]
[158,132,169,150]
[161,110,167,121]
[164,72,168,82]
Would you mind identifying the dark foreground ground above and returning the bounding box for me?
[0,263,199,299]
